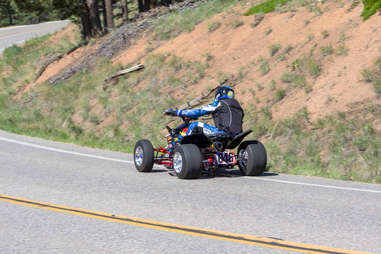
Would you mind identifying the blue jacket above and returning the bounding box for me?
[176,100,221,119]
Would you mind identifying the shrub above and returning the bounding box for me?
[208,21,221,32]
[258,58,270,75]
[320,45,334,56]
[362,69,375,82]
[361,0,381,20]
[269,44,282,56]
[275,89,286,101]
[230,20,244,28]
[251,13,265,27]
[245,0,291,15]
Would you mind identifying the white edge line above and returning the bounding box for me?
[245,177,381,194]
[0,136,134,165]
[1,135,380,194]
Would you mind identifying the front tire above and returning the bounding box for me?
[134,139,154,172]
[238,141,267,176]
[173,144,202,179]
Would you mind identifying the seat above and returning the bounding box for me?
[225,130,252,149]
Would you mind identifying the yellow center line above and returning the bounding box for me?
[0,194,370,254]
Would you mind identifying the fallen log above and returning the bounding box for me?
[104,64,144,85]
[34,54,64,82]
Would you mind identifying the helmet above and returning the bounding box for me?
[215,86,234,100]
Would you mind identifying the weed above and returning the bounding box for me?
[251,13,265,27]
[292,56,321,78]
[270,80,276,91]
[362,69,375,82]
[339,32,346,42]
[373,80,381,95]
[347,0,360,12]
[256,83,264,91]
[203,53,213,62]
[237,66,248,81]
[269,44,282,56]
[283,44,294,54]
[275,89,286,101]
[230,19,244,28]
[281,72,307,87]
[321,30,329,38]
[335,45,349,56]
[208,21,221,32]
[307,58,321,78]
[258,58,270,75]
[320,45,334,56]
[265,28,273,35]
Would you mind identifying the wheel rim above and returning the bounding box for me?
[135,146,144,166]
[173,152,183,174]
[239,149,249,170]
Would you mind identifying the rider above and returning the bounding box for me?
[164,86,244,137]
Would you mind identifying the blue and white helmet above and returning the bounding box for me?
[215,86,234,100]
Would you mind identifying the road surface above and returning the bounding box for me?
[0,130,380,253]
[0,20,70,54]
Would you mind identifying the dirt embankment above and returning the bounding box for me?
[19,0,381,124]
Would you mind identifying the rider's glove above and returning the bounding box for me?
[164,108,177,116]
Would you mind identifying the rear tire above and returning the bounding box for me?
[173,144,202,179]
[134,139,154,172]
[238,141,267,176]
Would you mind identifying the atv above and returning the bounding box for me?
[133,116,267,179]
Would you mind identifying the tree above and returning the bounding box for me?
[86,0,103,36]
[0,1,14,26]
[105,0,114,30]
[121,0,128,22]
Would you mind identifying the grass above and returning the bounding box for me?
[320,45,334,56]
[361,0,381,20]
[292,56,321,78]
[269,44,282,56]
[152,0,237,40]
[230,19,244,28]
[208,21,221,32]
[245,0,291,15]
[281,72,307,87]
[275,89,286,101]
[258,58,270,75]
[361,56,381,95]
[335,45,349,56]
[251,13,265,27]
[321,30,329,38]
[245,0,381,20]
[245,106,381,183]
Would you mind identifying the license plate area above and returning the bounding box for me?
[215,152,236,165]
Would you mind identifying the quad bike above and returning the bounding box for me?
[133,116,267,179]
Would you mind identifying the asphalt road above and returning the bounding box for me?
[0,130,380,253]
[0,20,70,54]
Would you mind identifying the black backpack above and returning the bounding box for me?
[212,98,244,136]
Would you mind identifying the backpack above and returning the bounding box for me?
[212,98,244,136]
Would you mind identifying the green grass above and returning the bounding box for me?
[152,0,237,40]
[275,89,286,101]
[245,0,291,15]
[245,0,381,20]
[229,19,244,28]
[245,106,381,183]
[361,0,381,20]
[258,58,270,75]
[208,21,221,32]
[320,45,334,56]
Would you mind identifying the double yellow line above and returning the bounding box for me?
[0,194,370,254]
